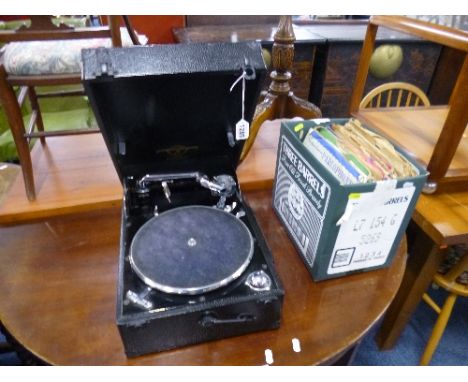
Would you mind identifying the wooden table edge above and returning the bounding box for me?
[0,198,122,226]
[1,242,407,366]
[0,180,274,226]
[318,244,407,365]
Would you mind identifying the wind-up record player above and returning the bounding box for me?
[82,42,284,357]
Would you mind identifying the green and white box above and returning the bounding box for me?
[272,119,428,281]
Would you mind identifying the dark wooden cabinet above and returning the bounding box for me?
[173,24,326,100]
[173,22,445,117]
[305,25,442,117]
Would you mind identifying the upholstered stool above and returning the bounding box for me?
[2,28,140,76]
[420,246,468,365]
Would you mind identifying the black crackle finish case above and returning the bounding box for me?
[82,42,284,357]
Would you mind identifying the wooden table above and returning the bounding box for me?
[0,189,407,365]
[0,134,122,224]
[0,122,280,225]
[2,112,459,354]
[349,16,468,189]
[376,188,468,349]
[355,106,468,189]
[351,106,468,348]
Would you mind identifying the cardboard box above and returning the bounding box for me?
[272,118,428,281]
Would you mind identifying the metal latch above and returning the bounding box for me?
[94,47,114,77]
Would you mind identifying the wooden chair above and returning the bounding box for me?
[359,82,431,109]
[349,15,468,193]
[0,16,140,201]
[420,250,467,365]
[239,16,321,163]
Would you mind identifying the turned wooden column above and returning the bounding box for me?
[240,16,321,163]
[269,16,295,96]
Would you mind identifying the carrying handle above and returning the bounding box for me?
[199,312,256,327]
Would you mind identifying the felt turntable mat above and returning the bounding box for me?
[130,205,254,294]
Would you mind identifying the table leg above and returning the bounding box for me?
[376,226,446,350]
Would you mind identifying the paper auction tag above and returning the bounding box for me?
[230,69,250,141]
[236,119,250,140]
[328,185,415,274]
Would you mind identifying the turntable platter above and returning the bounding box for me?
[130,205,254,295]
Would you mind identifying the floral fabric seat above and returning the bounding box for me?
[2,28,146,76]
[0,16,146,201]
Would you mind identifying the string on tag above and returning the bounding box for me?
[230,70,250,141]
[230,70,246,121]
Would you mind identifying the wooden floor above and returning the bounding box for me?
[0,121,281,225]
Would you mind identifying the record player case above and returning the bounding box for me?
[82,42,284,357]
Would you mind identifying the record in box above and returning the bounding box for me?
[273,118,428,281]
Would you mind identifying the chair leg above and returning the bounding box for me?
[0,65,36,200]
[27,86,46,145]
[420,293,458,366]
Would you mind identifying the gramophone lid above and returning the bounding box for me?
[82,42,266,182]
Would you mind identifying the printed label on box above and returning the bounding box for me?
[327,185,416,274]
[274,136,331,266]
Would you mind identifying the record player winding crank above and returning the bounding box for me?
[82,42,284,357]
